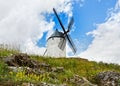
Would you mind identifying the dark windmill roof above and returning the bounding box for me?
[48,29,64,40]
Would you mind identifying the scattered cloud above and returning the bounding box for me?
[75,0,85,7]
[115,0,120,11]
[0,0,73,55]
[80,0,120,64]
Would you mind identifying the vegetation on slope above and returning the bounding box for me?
[0,48,120,85]
[31,55,120,83]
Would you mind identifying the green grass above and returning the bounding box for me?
[0,48,19,57]
[0,48,120,85]
[31,56,120,82]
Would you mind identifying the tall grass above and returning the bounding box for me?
[0,44,20,57]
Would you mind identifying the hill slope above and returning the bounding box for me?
[0,48,120,85]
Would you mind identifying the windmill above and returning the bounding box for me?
[43,8,77,57]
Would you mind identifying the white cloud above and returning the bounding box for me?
[66,43,73,57]
[80,0,120,64]
[74,0,85,7]
[0,0,73,55]
[22,38,46,55]
[115,0,120,10]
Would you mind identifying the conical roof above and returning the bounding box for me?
[48,29,64,40]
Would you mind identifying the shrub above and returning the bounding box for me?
[0,61,9,81]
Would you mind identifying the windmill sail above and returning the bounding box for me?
[43,49,47,56]
[58,37,66,50]
[53,8,77,54]
[53,8,66,33]
[67,17,74,32]
[66,34,76,54]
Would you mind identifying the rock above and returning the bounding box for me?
[3,53,51,69]
[39,63,52,72]
[9,66,28,72]
[22,82,32,86]
[3,55,18,66]
[21,82,67,86]
[52,67,64,73]
[68,75,97,86]
[94,71,120,86]
[3,53,53,75]
[3,53,31,67]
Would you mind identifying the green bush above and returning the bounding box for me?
[0,61,9,81]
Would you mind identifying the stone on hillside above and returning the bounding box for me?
[52,67,64,73]
[39,63,52,72]
[3,54,49,68]
[68,75,97,86]
[94,71,120,86]
[3,53,52,75]
[8,66,30,72]
[22,82,33,86]
[3,53,30,67]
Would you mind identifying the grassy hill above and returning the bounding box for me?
[0,48,120,85]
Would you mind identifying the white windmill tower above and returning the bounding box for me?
[43,8,77,57]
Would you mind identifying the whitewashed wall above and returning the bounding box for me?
[46,37,66,57]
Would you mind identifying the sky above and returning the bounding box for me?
[0,0,120,64]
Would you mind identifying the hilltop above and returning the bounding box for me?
[0,48,120,86]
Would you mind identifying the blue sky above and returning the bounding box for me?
[73,0,117,54]
[38,0,118,54]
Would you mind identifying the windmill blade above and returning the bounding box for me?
[53,8,76,53]
[66,34,76,54]
[67,17,74,32]
[53,8,66,34]
[43,49,47,56]
[58,38,66,50]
